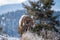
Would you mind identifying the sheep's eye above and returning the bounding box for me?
[26,20,30,23]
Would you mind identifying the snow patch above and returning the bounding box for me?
[0,35,20,40]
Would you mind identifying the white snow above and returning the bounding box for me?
[2,17,5,20]
[7,37,20,40]
[0,35,20,40]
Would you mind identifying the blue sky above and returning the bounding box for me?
[0,0,60,11]
[52,0,60,11]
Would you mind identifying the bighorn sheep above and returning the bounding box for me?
[18,15,35,36]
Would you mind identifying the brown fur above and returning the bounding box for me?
[18,15,34,36]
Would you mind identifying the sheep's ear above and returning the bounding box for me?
[32,24,35,28]
[31,16,35,20]
[31,16,33,19]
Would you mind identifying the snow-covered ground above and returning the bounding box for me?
[6,37,19,40]
[0,35,20,40]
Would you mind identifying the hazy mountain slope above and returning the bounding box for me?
[0,4,23,15]
[0,10,25,37]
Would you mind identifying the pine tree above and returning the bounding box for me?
[22,0,60,34]
[0,27,3,34]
